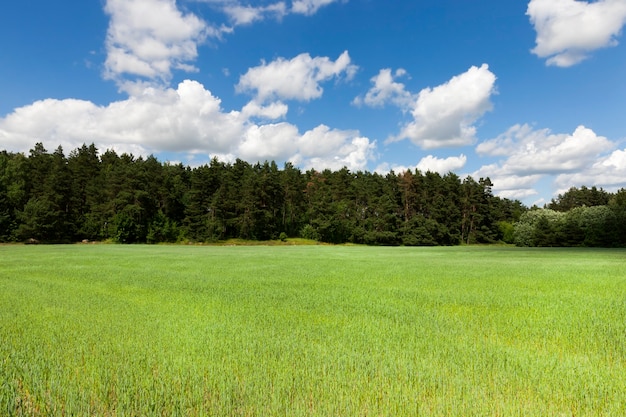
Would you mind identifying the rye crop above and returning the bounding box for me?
[1,245,625,416]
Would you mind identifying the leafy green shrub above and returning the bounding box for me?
[497,221,514,244]
[299,224,320,241]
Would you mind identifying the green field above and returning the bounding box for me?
[1,245,625,416]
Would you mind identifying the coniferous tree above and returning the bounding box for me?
[68,143,102,240]
[440,172,463,244]
[2,142,536,245]
[17,144,73,242]
[609,189,626,246]
[0,151,28,241]
[280,162,306,237]
[548,186,611,211]
[184,159,224,242]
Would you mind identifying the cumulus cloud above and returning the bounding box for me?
[0,81,246,156]
[527,0,626,66]
[104,0,212,90]
[554,148,626,193]
[478,124,614,175]
[0,0,377,175]
[0,99,102,154]
[387,64,496,149]
[258,125,373,171]
[0,80,374,172]
[223,3,287,25]
[237,122,300,160]
[373,154,466,176]
[197,122,375,173]
[237,123,375,171]
[102,0,349,92]
[241,100,289,119]
[474,124,616,200]
[353,68,413,108]
[471,163,543,201]
[416,154,467,174]
[300,124,367,154]
[234,123,375,171]
[236,51,357,102]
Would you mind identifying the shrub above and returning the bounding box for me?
[299,224,320,241]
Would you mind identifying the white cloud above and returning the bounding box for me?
[0,81,375,172]
[104,0,212,90]
[195,0,341,25]
[389,64,497,149]
[353,68,413,108]
[238,122,300,160]
[224,3,287,25]
[0,98,101,154]
[291,0,342,15]
[555,148,626,193]
[235,123,376,171]
[97,0,357,97]
[293,125,375,171]
[497,188,541,201]
[471,163,543,201]
[372,162,395,175]
[298,124,353,156]
[479,124,614,175]
[476,123,550,157]
[602,148,626,170]
[527,0,626,66]
[241,100,289,119]
[236,51,357,102]
[0,1,375,175]
[474,124,617,201]
[0,81,244,156]
[416,154,467,174]
[236,123,376,171]
[374,154,466,177]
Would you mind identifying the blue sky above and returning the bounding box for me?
[1,0,626,206]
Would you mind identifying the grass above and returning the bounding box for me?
[1,245,625,416]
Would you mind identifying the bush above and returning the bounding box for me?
[498,221,515,244]
[299,224,320,241]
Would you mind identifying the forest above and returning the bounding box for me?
[1,143,624,247]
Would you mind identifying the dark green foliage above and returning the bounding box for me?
[18,141,626,246]
[184,158,224,242]
[15,146,74,242]
[280,162,307,237]
[299,224,320,241]
[16,197,60,242]
[608,189,626,246]
[548,186,611,211]
[147,211,181,243]
[513,205,625,247]
[0,151,24,240]
[497,221,515,244]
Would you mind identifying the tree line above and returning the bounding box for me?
[1,143,624,246]
[1,143,528,245]
[513,186,626,247]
